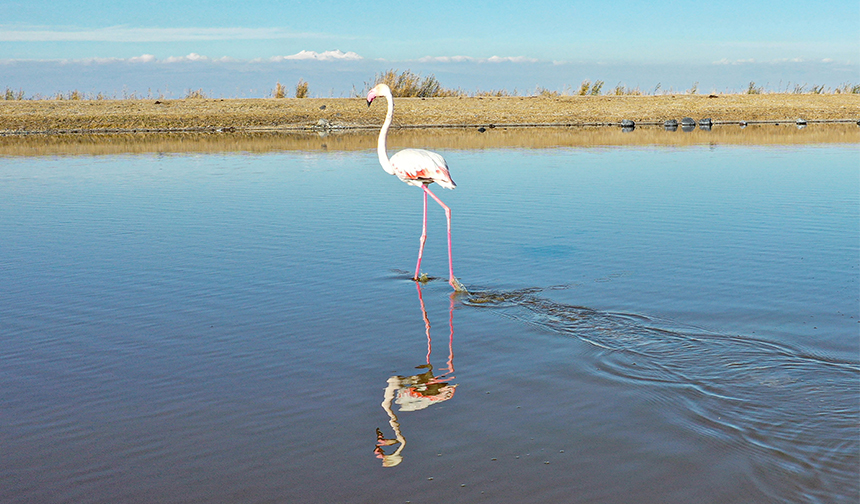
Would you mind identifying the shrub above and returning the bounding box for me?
[369,69,457,97]
[578,80,591,96]
[295,79,309,98]
[536,86,559,97]
[474,89,510,97]
[835,83,860,94]
[185,89,207,99]
[273,82,286,98]
[612,84,642,95]
[4,87,25,100]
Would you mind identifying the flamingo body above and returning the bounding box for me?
[389,148,456,189]
[366,83,464,291]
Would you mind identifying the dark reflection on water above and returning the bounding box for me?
[1,123,858,156]
[375,283,457,467]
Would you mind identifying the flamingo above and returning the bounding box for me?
[366,83,466,292]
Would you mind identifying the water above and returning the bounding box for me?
[1,141,857,503]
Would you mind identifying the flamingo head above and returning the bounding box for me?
[366,83,390,107]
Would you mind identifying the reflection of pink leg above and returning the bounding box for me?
[445,294,455,376]
[422,185,454,286]
[413,189,428,281]
[415,283,432,364]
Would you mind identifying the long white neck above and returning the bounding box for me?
[377,87,395,175]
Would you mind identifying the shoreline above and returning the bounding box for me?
[1,94,858,135]
[1,124,858,157]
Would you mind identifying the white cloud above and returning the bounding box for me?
[160,53,236,63]
[163,53,209,63]
[713,58,756,65]
[270,50,362,61]
[129,54,157,63]
[486,55,538,63]
[417,55,476,63]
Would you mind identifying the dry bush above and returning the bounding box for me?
[576,80,604,96]
[295,79,309,98]
[835,83,860,94]
[536,86,559,97]
[369,69,458,97]
[273,82,286,99]
[474,89,511,97]
[4,87,25,100]
[613,83,642,95]
[578,80,591,96]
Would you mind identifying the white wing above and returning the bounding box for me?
[390,149,456,189]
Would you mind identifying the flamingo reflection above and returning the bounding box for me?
[374,283,457,467]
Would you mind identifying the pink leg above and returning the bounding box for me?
[422,185,455,287]
[413,189,428,280]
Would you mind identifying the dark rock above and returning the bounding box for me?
[681,117,696,132]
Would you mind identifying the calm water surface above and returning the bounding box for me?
[1,143,858,503]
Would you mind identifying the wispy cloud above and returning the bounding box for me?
[1,52,361,65]
[416,55,538,63]
[269,50,362,62]
[713,56,845,65]
[0,25,321,42]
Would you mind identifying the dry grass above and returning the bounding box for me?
[295,79,309,99]
[0,93,857,134]
[273,82,286,99]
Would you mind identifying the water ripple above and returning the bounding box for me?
[464,286,859,503]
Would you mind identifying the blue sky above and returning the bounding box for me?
[1,1,858,97]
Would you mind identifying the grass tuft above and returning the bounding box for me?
[369,69,460,97]
[4,87,25,100]
[185,89,207,99]
[273,82,286,99]
[295,79,309,98]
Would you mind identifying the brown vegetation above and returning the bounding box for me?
[0,93,857,134]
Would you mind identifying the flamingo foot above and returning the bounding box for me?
[449,277,469,294]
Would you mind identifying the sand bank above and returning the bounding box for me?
[1,94,858,135]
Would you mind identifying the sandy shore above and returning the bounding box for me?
[1,94,858,134]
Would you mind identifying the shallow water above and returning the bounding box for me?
[0,143,857,503]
